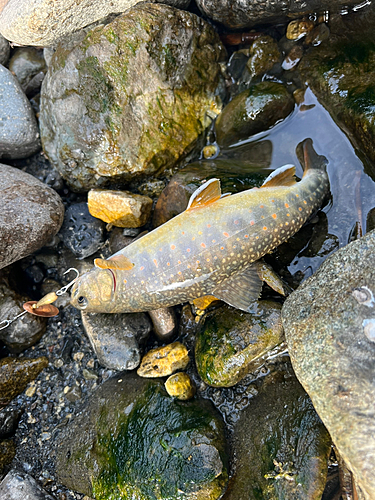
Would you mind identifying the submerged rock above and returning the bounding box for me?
[223,362,331,500]
[0,164,64,270]
[215,82,294,148]
[40,3,226,191]
[55,372,228,499]
[282,229,375,499]
[195,302,284,387]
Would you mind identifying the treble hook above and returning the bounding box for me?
[56,268,80,296]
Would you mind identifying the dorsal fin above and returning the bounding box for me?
[94,254,134,271]
[186,178,222,211]
[261,165,296,188]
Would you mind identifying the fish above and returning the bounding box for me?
[70,139,330,314]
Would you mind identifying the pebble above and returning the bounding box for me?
[0,356,48,407]
[148,307,177,341]
[0,0,191,47]
[88,189,152,228]
[282,229,375,499]
[0,164,64,270]
[0,34,9,66]
[81,311,152,371]
[8,48,46,95]
[137,341,189,377]
[0,65,40,159]
[0,470,57,499]
[165,372,195,400]
[58,202,105,259]
[286,18,315,40]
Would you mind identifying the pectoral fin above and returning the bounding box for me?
[261,165,296,188]
[186,178,222,210]
[213,263,263,312]
[94,254,134,271]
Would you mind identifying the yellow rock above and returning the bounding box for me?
[286,18,315,40]
[137,342,189,378]
[165,372,195,400]
[88,189,152,228]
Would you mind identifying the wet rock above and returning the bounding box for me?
[282,44,304,71]
[137,341,189,377]
[81,311,152,370]
[40,3,226,191]
[108,227,135,254]
[195,302,284,387]
[0,356,48,407]
[286,18,315,41]
[0,66,40,159]
[0,470,57,500]
[223,362,331,500]
[195,0,360,29]
[0,0,191,47]
[153,147,271,226]
[0,164,64,270]
[55,372,228,499]
[0,34,9,66]
[0,439,16,473]
[59,202,105,259]
[282,229,375,499]
[242,35,280,84]
[8,48,46,95]
[148,307,177,341]
[0,280,47,353]
[165,372,195,400]
[0,408,22,438]
[88,189,152,228]
[215,82,294,148]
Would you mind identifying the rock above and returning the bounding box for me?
[137,341,189,377]
[81,311,152,370]
[282,229,375,499]
[0,164,64,270]
[153,147,272,227]
[0,439,16,473]
[0,34,9,66]
[0,66,40,160]
[0,408,22,438]
[0,279,47,353]
[286,18,315,41]
[0,356,48,407]
[40,3,226,191]
[195,302,284,387]
[55,372,228,499]
[195,0,361,29]
[239,35,281,89]
[0,470,57,500]
[223,362,331,500]
[58,202,105,259]
[0,0,191,47]
[108,227,135,254]
[88,189,152,228]
[148,307,177,341]
[165,372,195,400]
[8,48,46,95]
[215,82,294,148]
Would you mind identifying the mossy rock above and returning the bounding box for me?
[56,372,228,500]
[40,3,226,191]
[195,302,284,387]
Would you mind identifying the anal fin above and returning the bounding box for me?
[94,254,134,271]
[213,263,263,312]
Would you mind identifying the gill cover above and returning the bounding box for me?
[70,268,115,312]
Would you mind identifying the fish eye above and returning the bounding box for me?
[77,296,88,309]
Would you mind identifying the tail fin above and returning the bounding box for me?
[297,139,328,175]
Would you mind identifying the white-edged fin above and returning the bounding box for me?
[212,263,263,312]
[186,178,222,211]
[261,165,296,188]
[94,254,134,271]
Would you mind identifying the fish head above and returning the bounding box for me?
[70,268,116,312]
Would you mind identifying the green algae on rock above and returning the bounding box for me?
[214,82,294,148]
[223,362,331,500]
[55,372,228,500]
[195,302,284,387]
[40,3,226,191]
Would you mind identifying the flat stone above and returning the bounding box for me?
[39,3,226,191]
[81,311,152,370]
[282,229,375,500]
[0,470,56,500]
[0,65,40,159]
[0,0,191,47]
[0,164,64,269]
[88,189,152,228]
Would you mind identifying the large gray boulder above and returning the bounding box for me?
[40,3,226,191]
[282,229,375,500]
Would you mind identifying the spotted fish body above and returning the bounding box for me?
[71,140,329,313]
